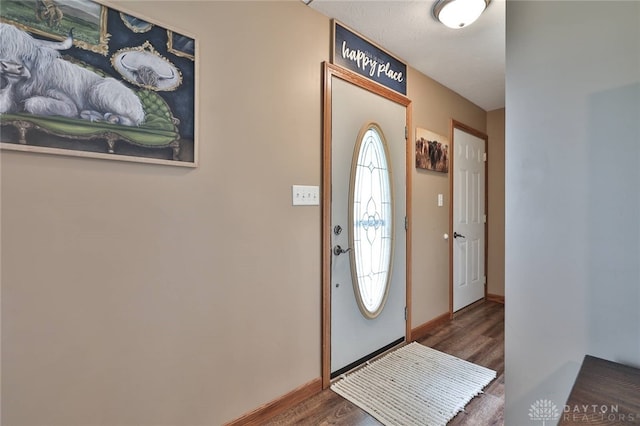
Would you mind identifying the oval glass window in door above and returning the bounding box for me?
[349,123,394,319]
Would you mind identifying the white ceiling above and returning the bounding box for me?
[307,0,505,111]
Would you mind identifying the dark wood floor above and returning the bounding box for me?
[267,300,504,425]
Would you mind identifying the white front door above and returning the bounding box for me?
[453,126,486,312]
[330,75,408,376]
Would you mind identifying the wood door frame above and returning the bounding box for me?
[449,119,489,318]
[322,62,413,389]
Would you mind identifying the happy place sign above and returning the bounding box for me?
[332,20,407,95]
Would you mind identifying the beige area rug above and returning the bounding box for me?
[331,342,496,426]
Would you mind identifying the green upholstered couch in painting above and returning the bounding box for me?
[0,88,182,160]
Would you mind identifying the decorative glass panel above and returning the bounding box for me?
[349,123,394,319]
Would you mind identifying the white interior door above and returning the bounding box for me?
[330,76,407,375]
[453,127,486,312]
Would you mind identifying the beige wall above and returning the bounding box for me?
[487,108,505,297]
[1,2,489,425]
[408,68,486,326]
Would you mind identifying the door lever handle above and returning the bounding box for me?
[453,232,466,239]
[333,245,352,256]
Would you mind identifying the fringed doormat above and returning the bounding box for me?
[331,342,496,426]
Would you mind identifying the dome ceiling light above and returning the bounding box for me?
[433,0,491,29]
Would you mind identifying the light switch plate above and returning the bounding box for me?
[438,193,444,207]
[292,185,320,206]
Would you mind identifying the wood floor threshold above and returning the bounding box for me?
[224,378,322,426]
[410,312,450,342]
[331,337,405,381]
[330,339,407,384]
[487,293,505,304]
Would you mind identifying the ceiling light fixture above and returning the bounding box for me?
[433,0,490,29]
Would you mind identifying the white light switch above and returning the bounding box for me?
[437,194,444,207]
[292,185,320,206]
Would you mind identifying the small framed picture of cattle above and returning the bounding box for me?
[0,0,197,167]
[415,127,449,173]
